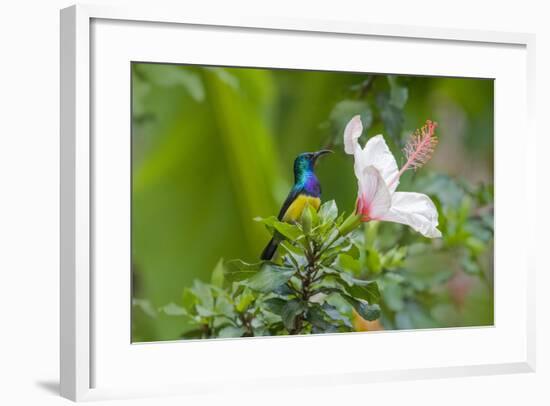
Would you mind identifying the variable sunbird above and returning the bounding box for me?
[261,149,332,260]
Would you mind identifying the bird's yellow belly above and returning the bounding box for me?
[282,195,321,222]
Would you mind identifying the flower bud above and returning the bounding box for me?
[338,213,361,236]
[301,203,313,234]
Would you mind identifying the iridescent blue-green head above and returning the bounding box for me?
[293,149,332,183]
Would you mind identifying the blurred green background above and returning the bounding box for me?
[131,63,494,342]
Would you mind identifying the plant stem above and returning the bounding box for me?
[239,312,254,337]
[289,241,321,335]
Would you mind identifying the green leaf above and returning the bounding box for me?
[320,240,353,265]
[337,254,361,275]
[395,303,437,330]
[339,273,381,304]
[273,221,302,241]
[181,288,199,311]
[364,221,379,249]
[380,246,407,270]
[461,256,481,275]
[279,241,308,267]
[387,76,408,109]
[376,91,403,142]
[214,295,235,317]
[195,304,215,317]
[160,302,187,316]
[307,305,332,331]
[341,294,380,321]
[192,280,214,309]
[235,288,255,312]
[254,215,278,227]
[337,213,361,237]
[247,263,296,292]
[322,303,353,328]
[300,203,316,234]
[204,67,239,89]
[466,237,485,256]
[323,287,380,321]
[210,258,225,288]
[366,248,382,274]
[138,64,205,102]
[272,282,296,297]
[381,280,405,312]
[224,260,262,282]
[329,100,373,138]
[308,204,320,227]
[319,200,338,223]
[263,297,288,315]
[218,325,245,338]
[281,300,307,331]
[180,328,206,339]
[132,298,157,318]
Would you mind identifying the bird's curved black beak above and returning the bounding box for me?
[313,149,333,162]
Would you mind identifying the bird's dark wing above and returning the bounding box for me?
[262,186,304,260]
[277,186,304,220]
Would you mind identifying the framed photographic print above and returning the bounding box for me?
[60,4,536,402]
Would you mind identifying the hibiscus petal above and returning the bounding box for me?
[343,115,363,155]
[380,192,442,238]
[357,166,391,220]
[360,135,400,193]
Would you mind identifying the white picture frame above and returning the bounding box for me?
[60,3,536,402]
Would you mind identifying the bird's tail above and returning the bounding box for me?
[260,237,279,260]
